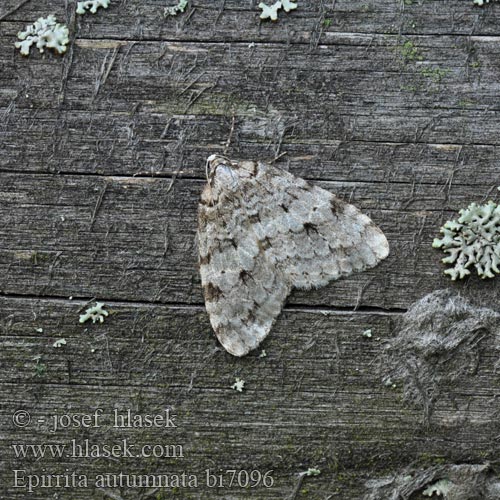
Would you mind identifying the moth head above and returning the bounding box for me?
[205,155,255,203]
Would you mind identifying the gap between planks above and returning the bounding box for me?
[0,292,407,315]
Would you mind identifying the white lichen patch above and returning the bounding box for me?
[473,0,498,5]
[259,0,297,21]
[15,15,69,56]
[433,200,500,280]
[164,0,189,17]
[281,0,298,12]
[53,338,67,348]
[362,329,373,338]
[79,302,109,324]
[259,2,281,21]
[76,0,110,15]
[231,377,245,392]
[423,479,453,497]
[364,464,498,500]
[304,468,321,477]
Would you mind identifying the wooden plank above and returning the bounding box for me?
[0,172,498,310]
[1,34,500,180]
[1,1,499,498]
[0,296,498,499]
[2,0,500,40]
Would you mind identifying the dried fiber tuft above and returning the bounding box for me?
[380,290,500,422]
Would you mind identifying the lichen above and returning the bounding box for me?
[53,339,67,348]
[79,302,109,324]
[473,0,499,5]
[15,15,69,56]
[364,464,500,500]
[281,0,298,12]
[432,200,500,280]
[259,2,281,21]
[32,355,47,377]
[303,468,321,477]
[164,0,189,17]
[259,0,297,21]
[231,377,245,392]
[423,479,453,497]
[76,0,110,15]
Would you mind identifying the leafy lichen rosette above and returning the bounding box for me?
[433,201,500,280]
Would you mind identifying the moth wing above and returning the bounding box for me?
[198,184,291,357]
[255,163,389,290]
[198,159,389,357]
[200,253,290,357]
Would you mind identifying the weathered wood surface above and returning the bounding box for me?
[1,0,499,498]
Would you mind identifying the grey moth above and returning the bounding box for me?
[198,155,389,356]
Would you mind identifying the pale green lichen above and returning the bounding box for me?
[433,201,500,280]
[259,0,297,21]
[164,0,188,17]
[15,15,69,56]
[231,377,245,392]
[383,377,397,389]
[79,302,109,324]
[423,479,453,497]
[473,0,498,5]
[53,338,67,348]
[363,329,373,338]
[303,468,321,477]
[33,355,47,377]
[281,0,298,12]
[259,2,281,20]
[364,464,499,499]
[76,0,110,15]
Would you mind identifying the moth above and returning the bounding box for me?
[198,155,389,356]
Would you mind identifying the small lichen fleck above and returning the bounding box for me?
[33,355,47,377]
[432,200,500,280]
[231,377,245,392]
[15,15,69,56]
[473,0,498,5]
[303,468,321,477]
[79,302,109,324]
[423,479,453,497]
[76,0,110,15]
[53,338,67,348]
[364,464,499,500]
[259,2,282,21]
[164,0,188,17]
[362,329,373,338]
[281,0,298,12]
[259,1,297,21]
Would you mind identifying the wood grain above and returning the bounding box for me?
[1,0,499,498]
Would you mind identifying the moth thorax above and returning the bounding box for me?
[212,164,241,194]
